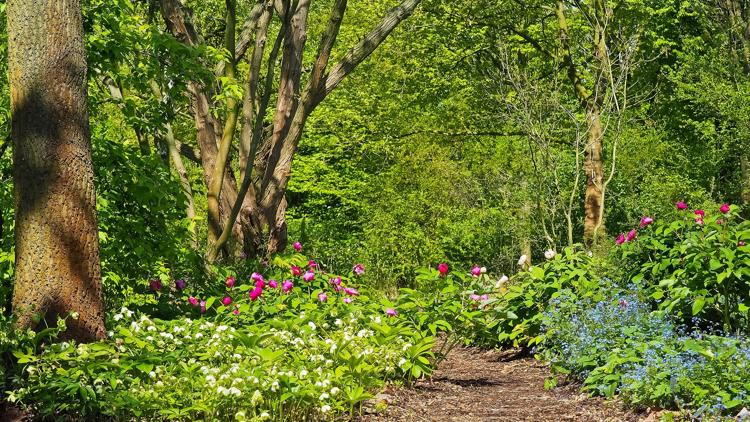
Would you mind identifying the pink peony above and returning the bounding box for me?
[330,277,342,286]
[233,309,240,315]
[334,284,344,292]
[676,201,688,210]
[626,229,637,242]
[353,263,365,276]
[174,279,186,290]
[282,280,294,293]
[251,272,265,283]
[291,266,302,276]
[255,279,265,290]
[303,271,315,282]
[188,296,199,307]
[293,242,302,252]
[438,263,449,276]
[268,279,278,289]
[249,288,262,301]
[471,266,481,277]
[694,209,705,218]
[342,297,353,304]
[149,279,162,292]
[640,216,654,228]
[721,203,731,214]
[385,308,398,317]
[695,217,704,226]
[343,287,359,296]
[308,260,317,269]
[318,292,328,303]
[226,277,236,289]
[222,296,232,306]
[615,233,626,245]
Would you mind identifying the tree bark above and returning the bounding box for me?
[8,0,105,341]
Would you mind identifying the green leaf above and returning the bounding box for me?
[692,296,705,315]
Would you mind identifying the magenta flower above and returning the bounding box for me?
[282,280,294,293]
[353,263,365,276]
[343,297,353,304]
[615,233,626,245]
[694,209,705,218]
[149,279,162,292]
[308,260,317,269]
[249,288,262,301]
[385,308,398,317]
[626,229,637,242]
[174,279,186,290]
[188,296,199,307]
[318,292,328,303]
[438,263,449,276]
[226,277,236,289]
[330,277,342,286]
[334,284,344,292]
[268,279,278,289]
[222,296,232,306]
[233,309,240,315]
[471,266,481,277]
[717,219,724,225]
[676,201,688,210]
[251,272,265,283]
[344,287,359,296]
[200,300,206,314]
[291,266,302,277]
[255,279,265,290]
[640,216,654,228]
[695,217,704,226]
[303,271,315,282]
[293,242,302,252]
[721,203,731,214]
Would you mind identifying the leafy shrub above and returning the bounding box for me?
[617,203,750,333]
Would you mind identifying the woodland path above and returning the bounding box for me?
[361,347,659,422]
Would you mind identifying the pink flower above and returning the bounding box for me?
[695,217,704,226]
[293,242,302,252]
[282,280,294,293]
[303,271,315,282]
[342,297,353,304]
[233,309,240,316]
[438,263,449,276]
[626,229,637,242]
[188,296,199,307]
[308,260,317,269]
[200,300,206,314]
[249,288,262,301]
[717,219,723,225]
[330,277,342,286]
[174,279,186,290]
[353,263,365,276]
[471,266,481,277]
[251,272,265,283]
[149,279,162,292]
[226,277,236,289]
[694,209,705,218]
[480,294,489,301]
[222,296,232,306]
[344,287,359,296]
[385,308,398,317]
[291,266,302,277]
[318,292,328,302]
[268,279,278,289]
[640,216,654,228]
[469,294,481,301]
[721,203,731,214]
[255,279,265,290]
[676,201,688,210]
[334,284,344,292]
[739,241,746,247]
[615,233,626,245]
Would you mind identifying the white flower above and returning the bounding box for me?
[147,325,157,332]
[544,249,556,260]
[517,254,528,266]
[320,392,330,400]
[149,371,156,378]
[495,275,509,289]
[330,387,340,395]
[334,319,342,326]
[233,353,242,359]
[217,325,228,332]
[480,266,487,273]
[228,387,242,396]
[321,405,331,413]
[251,390,264,405]
[260,412,270,420]
[398,358,407,367]
[195,332,203,339]
[113,313,123,321]
[308,321,316,330]
[299,369,308,378]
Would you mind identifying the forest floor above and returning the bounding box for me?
[360,347,659,422]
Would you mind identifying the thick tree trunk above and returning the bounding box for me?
[583,108,605,245]
[8,0,105,341]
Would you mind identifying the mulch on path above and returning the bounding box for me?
[362,347,656,422]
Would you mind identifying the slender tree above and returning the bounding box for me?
[7,0,105,341]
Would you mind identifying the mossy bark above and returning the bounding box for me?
[7,0,105,341]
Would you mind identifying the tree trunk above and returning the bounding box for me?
[583,108,605,245]
[8,0,105,341]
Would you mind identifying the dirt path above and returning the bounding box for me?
[362,347,654,422]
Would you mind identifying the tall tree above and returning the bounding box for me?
[7,0,105,340]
